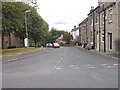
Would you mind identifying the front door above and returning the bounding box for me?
[96,33,99,51]
[109,33,112,50]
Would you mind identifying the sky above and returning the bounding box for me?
[37,0,98,32]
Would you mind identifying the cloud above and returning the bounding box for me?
[37,0,98,32]
[54,20,81,25]
[54,21,72,25]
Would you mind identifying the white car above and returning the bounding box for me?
[46,43,53,47]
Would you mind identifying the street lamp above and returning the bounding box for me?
[24,10,31,48]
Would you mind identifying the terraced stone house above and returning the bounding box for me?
[77,0,120,53]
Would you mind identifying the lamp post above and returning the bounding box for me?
[24,10,31,48]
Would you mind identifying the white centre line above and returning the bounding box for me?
[113,64,119,66]
[88,67,96,69]
[56,67,62,70]
[101,64,107,66]
[53,57,63,69]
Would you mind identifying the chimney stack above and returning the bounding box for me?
[98,0,116,6]
[90,6,94,12]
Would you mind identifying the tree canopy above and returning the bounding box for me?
[2,2,49,48]
[47,28,73,44]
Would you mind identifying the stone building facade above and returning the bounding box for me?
[79,18,88,46]
[87,6,100,50]
[118,1,120,52]
[100,2,118,52]
[76,0,120,53]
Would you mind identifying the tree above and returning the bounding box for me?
[28,9,49,47]
[2,2,26,47]
[48,28,65,43]
[47,28,73,45]
[2,2,49,48]
[63,32,73,44]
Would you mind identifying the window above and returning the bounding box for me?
[96,11,99,24]
[102,13,104,25]
[101,33,104,42]
[108,9,112,22]
[91,31,93,39]
[90,15,93,25]
[84,24,86,32]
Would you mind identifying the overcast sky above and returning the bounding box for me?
[37,0,98,32]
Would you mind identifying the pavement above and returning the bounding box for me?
[75,46,120,60]
[3,47,118,88]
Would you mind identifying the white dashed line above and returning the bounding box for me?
[84,64,91,67]
[113,63,120,66]
[103,66,112,68]
[112,57,118,59]
[101,64,107,66]
[53,57,63,69]
[56,67,62,70]
[88,67,96,69]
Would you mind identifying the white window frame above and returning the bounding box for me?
[90,15,93,25]
[108,9,112,22]
[84,24,86,32]
[96,11,99,24]
[102,13,104,25]
[101,32,104,42]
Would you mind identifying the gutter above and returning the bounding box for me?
[103,5,106,52]
[93,10,95,49]
[99,8,101,52]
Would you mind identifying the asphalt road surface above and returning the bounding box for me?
[2,47,118,88]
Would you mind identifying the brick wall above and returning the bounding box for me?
[2,33,24,49]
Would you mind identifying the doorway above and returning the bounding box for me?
[109,33,112,50]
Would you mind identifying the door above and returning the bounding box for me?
[109,33,112,50]
[96,33,99,51]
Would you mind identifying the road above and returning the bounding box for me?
[2,47,118,88]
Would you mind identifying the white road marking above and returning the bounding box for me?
[72,67,79,69]
[70,65,74,67]
[58,60,61,63]
[70,65,79,67]
[53,57,63,69]
[84,64,91,67]
[101,64,107,66]
[60,57,63,60]
[88,67,96,69]
[70,65,80,70]
[107,66,112,68]
[83,64,96,69]
[113,64,119,66]
[112,57,118,59]
[56,67,62,70]
[103,66,112,68]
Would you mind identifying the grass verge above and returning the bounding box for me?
[0,47,46,59]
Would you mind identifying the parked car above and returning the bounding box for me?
[85,44,93,50]
[52,43,60,48]
[83,43,88,48]
[46,43,53,47]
